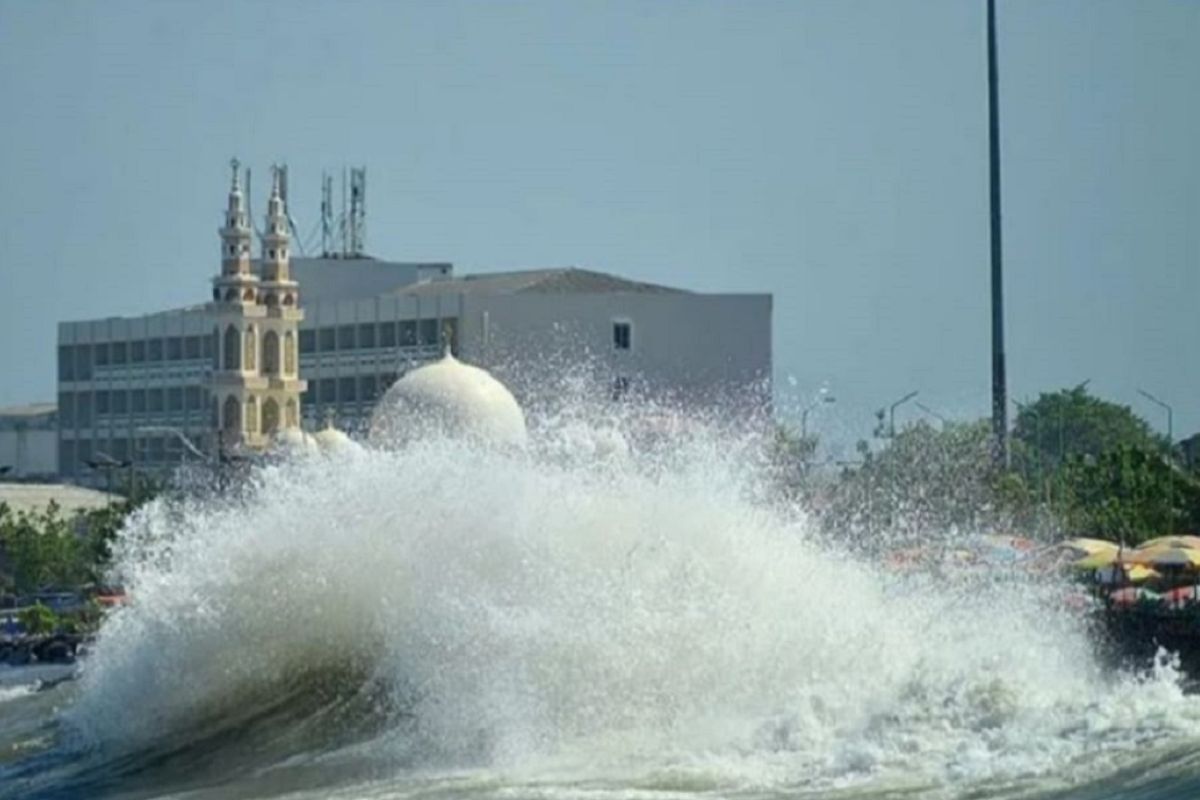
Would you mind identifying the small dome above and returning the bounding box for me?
[313,424,354,452]
[273,428,319,456]
[369,353,527,448]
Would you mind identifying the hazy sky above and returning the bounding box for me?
[1,0,1196,447]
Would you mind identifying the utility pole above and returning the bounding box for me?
[987,0,1009,468]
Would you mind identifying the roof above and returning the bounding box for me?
[0,483,119,516]
[389,268,690,298]
[0,403,56,420]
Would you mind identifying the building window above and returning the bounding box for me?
[185,336,202,360]
[380,322,397,348]
[186,386,201,410]
[58,346,75,381]
[94,343,110,366]
[262,330,280,375]
[222,396,240,435]
[167,337,183,361]
[613,321,632,351]
[167,387,183,411]
[112,438,129,462]
[75,345,93,380]
[358,323,376,349]
[148,436,165,463]
[59,440,76,476]
[319,378,336,403]
[301,384,315,405]
[338,325,356,350]
[262,399,280,435]
[132,340,147,363]
[339,377,357,403]
[203,332,214,361]
[112,389,128,414]
[224,325,240,370]
[419,319,438,346]
[111,342,128,364]
[299,330,316,354]
[318,327,336,352]
[360,374,378,402]
[131,389,146,413]
[77,438,93,467]
[398,321,417,346]
[148,388,164,413]
[95,390,110,415]
[284,331,296,374]
[149,339,164,361]
[76,393,93,425]
[244,326,257,370]
[57,392,74,425]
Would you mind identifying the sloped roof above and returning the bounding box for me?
[0,483,119,516]
[390,268,689,297]
[0,403,56,419]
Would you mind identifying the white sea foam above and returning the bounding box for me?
[66,412,1200,798]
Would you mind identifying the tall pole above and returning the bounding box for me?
[987,0,1009,468]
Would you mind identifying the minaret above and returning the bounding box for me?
[255,165,307,439]
[209,158,268,454]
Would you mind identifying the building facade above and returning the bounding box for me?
[56,167,772,487]
[0,404,58,480]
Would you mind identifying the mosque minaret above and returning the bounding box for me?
[208,159,307,453]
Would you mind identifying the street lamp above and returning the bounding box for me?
[801,394,837,439]
[84,452,132,500]
[915,402,948,429]
[888,391,919,438]
[1137,388,1173,444]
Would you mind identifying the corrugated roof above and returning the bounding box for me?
[390,268,689,297]
[0,483,119,516]
[0,403,57,419]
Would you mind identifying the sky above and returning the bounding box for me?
[0,0,1196,449]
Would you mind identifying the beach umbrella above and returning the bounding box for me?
[1136,535,1200,551]
[1127,546,1200,569]
[1095,563,1160,585]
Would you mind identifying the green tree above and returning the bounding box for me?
[18,603,58,635]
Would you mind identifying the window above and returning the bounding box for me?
[131,389,146,413]
[398,321,417,346]
[148,388,164,413]
[339,377,358,403]
[612,376,631,401]
[167,387,183,411]
[148,437,165,463]
[112,438,129,462]
[77,438,93,466]
[57,392,74,425]
[419,319,439,346]
[299,330,316,354]
[338,325,356,350]
[319,378,336,403]
[112,341,128,364]
[186,386,201,410]
[75,345,92,380]
[76,393,93,425]
[360,374,378,402]
[132,340,147,363]
[94,343,110,366]
[112,389,128,414]
[379,322,397,347]
[318,327,336,352]
[59,440,76,476]
[185,336,202,360]
[284,332,296,374]
[613,321,632,351]
[148,338,163,361]
[224,326,241,370]
[203,333,214,360]
[58,346,74,381]
[95,390,110,415]
[262,330,280,375]
[358,323,376,349]
[301,384,315,405]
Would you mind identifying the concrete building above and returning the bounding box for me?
[0,404,58,480]
[56,165,772,486]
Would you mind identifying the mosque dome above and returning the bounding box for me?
[273,428,319,456]
[313,423,355,452]
[369,352,527,448]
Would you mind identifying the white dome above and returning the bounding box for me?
[313,424,355,452]
[273,428,319,456]
[369,353,527,448]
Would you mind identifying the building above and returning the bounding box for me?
[56,165,772,487]
[0,404,58,480]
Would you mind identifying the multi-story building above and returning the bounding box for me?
[56,165,772,487]
[0,403,58,480]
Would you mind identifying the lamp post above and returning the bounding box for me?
[801,394,836,440]
[84,452,132,502]
[915,402,948,429]
[889,391,919,438]
[1137,388,1173,445]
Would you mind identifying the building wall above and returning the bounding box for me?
[0,408,58,479]
[58,286,772,485]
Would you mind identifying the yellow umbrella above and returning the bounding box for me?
[1126,546,1200,569]
[1137,535,1200,551]
[1095,563,1160,584]
[1064,538,1121,556]
[1074,549,1124,570]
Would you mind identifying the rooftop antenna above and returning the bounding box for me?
[349,167,366,256]
[341,167,348,257]
[277,163,307,255]
[320,172,334,257]
[245,165,264,243]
